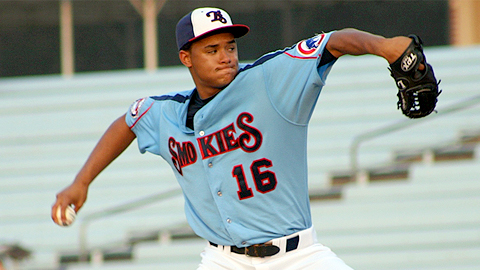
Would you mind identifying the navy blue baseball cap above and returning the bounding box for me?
[176,7,250,51]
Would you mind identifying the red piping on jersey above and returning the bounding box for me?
[129,102,154,129]
[283,52,318,60]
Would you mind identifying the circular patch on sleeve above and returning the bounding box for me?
[130,98,146,118]
[296,34,325,57]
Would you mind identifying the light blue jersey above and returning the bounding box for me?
[126,32,336,247]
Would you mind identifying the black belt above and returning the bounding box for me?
[209,235,299,257]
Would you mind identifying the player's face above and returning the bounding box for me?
[180,32,239,99]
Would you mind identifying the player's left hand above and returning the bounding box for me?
[389,35,441,118]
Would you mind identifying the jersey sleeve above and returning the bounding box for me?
[125,97,161,155]
[262,31,336,125]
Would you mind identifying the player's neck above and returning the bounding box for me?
[196,87,223,100]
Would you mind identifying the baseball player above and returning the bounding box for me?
[52,7,439,269]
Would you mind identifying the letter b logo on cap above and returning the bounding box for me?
[206,10,228,24]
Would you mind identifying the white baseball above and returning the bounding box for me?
[55,205,76,226]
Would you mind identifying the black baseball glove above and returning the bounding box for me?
[389,35,441,118]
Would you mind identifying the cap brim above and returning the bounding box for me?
[187,24,250,46]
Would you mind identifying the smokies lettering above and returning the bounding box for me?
[236,112,262,153]
[197,123,237,158]
[169,138,197,175]
[198,112,262,159]
[168,112,263,175]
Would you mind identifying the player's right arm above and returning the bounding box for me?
[51,114,136,225]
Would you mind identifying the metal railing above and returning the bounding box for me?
[350,94,480,182]
[78,187,182,260]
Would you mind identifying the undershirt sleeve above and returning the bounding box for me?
[318,48,337,67]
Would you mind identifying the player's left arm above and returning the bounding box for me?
[326,28,441,119]
[326,28,412,64]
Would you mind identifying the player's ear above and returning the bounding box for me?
[179,50,192,68]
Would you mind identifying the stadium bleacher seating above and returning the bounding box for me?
[1,44,479,270]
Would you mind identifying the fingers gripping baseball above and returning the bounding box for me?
[51,183,88,226]
[54,205,76,226]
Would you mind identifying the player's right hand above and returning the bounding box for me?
[51,182,88,225]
